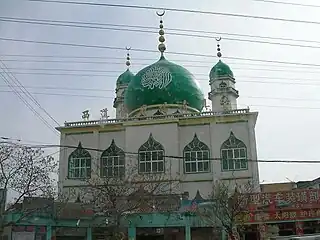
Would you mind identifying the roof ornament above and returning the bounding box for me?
[215,37,222,59]
[82,110,90,121]
[156,10,166,57]
[125,46,131,69]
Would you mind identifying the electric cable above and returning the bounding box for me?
[253,0,320,8]
[4,141,320,164]
[26,0,320,26]
[0,73,58,135]
[0,16,318,45]
[2,36,320,68]
[0,61,61,129]
[1,17,320,50]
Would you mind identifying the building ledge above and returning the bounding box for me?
[57,108,252,130]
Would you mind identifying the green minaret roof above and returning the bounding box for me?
[209,60,234,80]
[116,69,135,85]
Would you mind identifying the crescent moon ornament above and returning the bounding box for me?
[156,10,165,17]
[215,37,222,42]
[125,46,131,51]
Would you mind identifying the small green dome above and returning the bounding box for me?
[116,69,135,85]
[209,60,234,80]
[124,56,205,113]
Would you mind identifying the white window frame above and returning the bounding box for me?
[184,150,210,173]
[101,155,125,178]
[68,157,91,179]
[221,147,247,171]
[139,150,165,173]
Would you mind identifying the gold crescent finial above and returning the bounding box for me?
[125,46,131,69]
[156,10,165,17]
[216,37,222,58]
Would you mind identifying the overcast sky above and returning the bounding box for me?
[1,0,320,184]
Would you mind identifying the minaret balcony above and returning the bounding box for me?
[208,87,239,100]
[113,97,124,108]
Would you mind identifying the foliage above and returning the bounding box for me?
[197,180,256,239]
[0,142,57,219]
[76,159,180,238]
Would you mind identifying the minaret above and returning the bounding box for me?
[208,38,239,112]
[113,48,135,118]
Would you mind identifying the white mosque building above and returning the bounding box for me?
[56,13,260,201]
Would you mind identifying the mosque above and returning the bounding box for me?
[57,12,260,199]
[51,11,261,239]
[6,12,261,240]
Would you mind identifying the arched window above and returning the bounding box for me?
[221,132,247,171]
[183,134,210,173]
[138,134,165,173]
[100,139,125,178]
[68,142,91,179]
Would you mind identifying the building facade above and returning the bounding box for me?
[56,14,260,203]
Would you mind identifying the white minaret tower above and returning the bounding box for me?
[113,48,135,118]
[208,38,239,112]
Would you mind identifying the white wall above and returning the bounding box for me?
[58,113,260,200]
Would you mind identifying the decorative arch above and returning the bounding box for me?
[100,139,125,178]
[68,142,91,179]
[219,81,227,89]
[138,133,165,173]
[220,132,247,171]
[183,134,210,173]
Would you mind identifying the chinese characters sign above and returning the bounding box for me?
[247,189,320,210]
[241,208,320,223]
[240,189,320,223]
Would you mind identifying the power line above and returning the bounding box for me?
[5,66,320,74]
[4,57,320,71]
[2,72,320,87]
[6,141,320,164]
[253,0,320,8]
[27,0,320,26]
[0,71,58,135]
[0,61,61,130]
[2,36,320,68]
[2,16,320,45]
[2,89,320,111]
[1,17,320,50]
[2,85,320,94]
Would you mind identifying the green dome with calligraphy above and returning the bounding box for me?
[124,56,205,113]
[116,69,135,85]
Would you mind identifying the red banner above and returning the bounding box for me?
[247,189,320,210]
[241,208,320,223]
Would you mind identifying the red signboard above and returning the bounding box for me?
[247,209,320,222]
[238,189,320,223]
[247,189,320,210]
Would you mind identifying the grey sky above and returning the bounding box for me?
[1,0,319,183]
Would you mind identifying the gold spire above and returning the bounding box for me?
[216,37,222,59]
[125,46,131,69]
[156,10,166,57]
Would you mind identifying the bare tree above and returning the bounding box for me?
[0,142,57,222]
[197,180,256,240]
[76,157,180,239]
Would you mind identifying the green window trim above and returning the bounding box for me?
[100,139,125,178]
[183,134,210,174]
[220,132,248,172]
[138,133,165,174]
[68,142,92,179]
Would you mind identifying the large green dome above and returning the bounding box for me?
[209,60,234,80]
[124,56,205,113]
[116,69,135,85]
